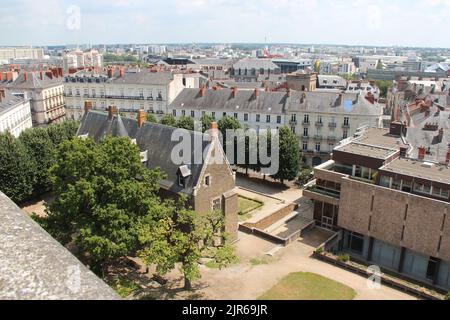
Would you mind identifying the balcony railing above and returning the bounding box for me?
[315,121,324,127]
[329,122,337,128]
[289,120,298,125]
[342,123,350,129]
[313,135,322,140]
[302,121,310,126]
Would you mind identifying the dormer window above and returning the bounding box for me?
[177,165,191,188]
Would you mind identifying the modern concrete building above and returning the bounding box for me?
[77,107,239,242]
[0,47,44,64]
[0,89,32,137]
[305,117,450,291]
[64,68,185,120]
[2,70,66,127]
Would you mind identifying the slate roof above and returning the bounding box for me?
[0,192,120,300]
[7,72,63,90]
[77,111,212,195]
[232,59,280,70]
[289,91,383,116]
[317,75,348,88]
[0,91,28,116]
[170,88,289,114]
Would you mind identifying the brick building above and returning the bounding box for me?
[305,118,450,290]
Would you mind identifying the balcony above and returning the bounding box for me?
[315,121,324,128]
[302,121,310,127]
[329,122,337,129]
[303,185,341,206]
[313,135,322,141]
[301,135,310,140]
[327,136,337,143]
[289,119,298,125]
[342,123,350,129]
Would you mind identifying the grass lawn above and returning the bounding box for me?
[258,272,356,300]
[238,196,263,221]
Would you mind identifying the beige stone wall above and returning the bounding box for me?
[338,177,450,261]
[193,144,238,241]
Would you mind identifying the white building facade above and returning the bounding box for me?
[0,91,33,137]
[64,70,185,120]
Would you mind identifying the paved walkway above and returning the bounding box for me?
[198,232,416,300]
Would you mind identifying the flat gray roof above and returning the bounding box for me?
[380,158,450,184]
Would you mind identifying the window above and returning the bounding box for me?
[277,116,281,124]
[317,116,322,124]
[266,115,271,123]
[191,110,195,117]
[172,110,177,117]
[344,117,350,126]
[304,114,309,123]
[205,175,210,187]
[212,198,221,211]
[234,113,238,119]
[291,126,296,133]
[315,142,321,152]
[182,110,186,116]
[178,175,186,188]
[348,232,365,255]
[244,113,249,122]
[291,114,297,122]
[211,112,216,119]
[427,258,439,280]
[302,141,308,151]
[256,114,261,122]
[343,130,348,139]
[303,127,309,137]
[202,111,206,116]
[223,112,227,117]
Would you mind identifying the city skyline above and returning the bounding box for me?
[1,0,450,48]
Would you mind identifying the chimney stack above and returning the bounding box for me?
[232,87,238,99]
[6,72,13,82]
[119,67,126,78]
[138,109,146,128]
[24,72,29,82]
[209,122,219,139]
[446,149,450,166]
[418,146,426,161]
[253,88,259,99]
[200,85,207,97]
[0,72,3,82]
[84,101,93,115]
[108,106,118,120]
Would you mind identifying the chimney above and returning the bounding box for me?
[138,109,146,128]
[200,85,207,97]
[84,101,93,115]
[232,87,238,99]
[253,88,259,99]
[46,71,53,79]
[119,67,125,78]
[58,67,63,77]
[52,68,58,78]
[418,146,426,161]
[0,72,3,82]
[6,72,13,82]
[107,67,115,78]
[209,122,219,139]
[108,106,118,120]
[24,72,29,82]
[446,149,450,166]
[40,70,44,80]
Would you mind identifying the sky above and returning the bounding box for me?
[1,0,450,48]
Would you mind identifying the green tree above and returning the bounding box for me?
[296,167,313,186]
[0,133,36,203]
[176,116,195,131]
[146,113,158,123]
[271,126,300,184]
[218,115,241,136]
[200,114,215,133]
[46,120,79,145]
[19,128,55,193]
[160,114,177,127]
[373,80,392,98]
[37,137,165,273]
[138,202,237,290]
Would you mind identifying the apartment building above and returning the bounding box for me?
[0,89,33,137]
[63,49,103,72]
[78,106,238,242]
[169,87,384,167]
[230,59,281,82]
[304,112,450,290]
[2,70,65,127]
[0,48,44,64]
[64,68,185,120]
